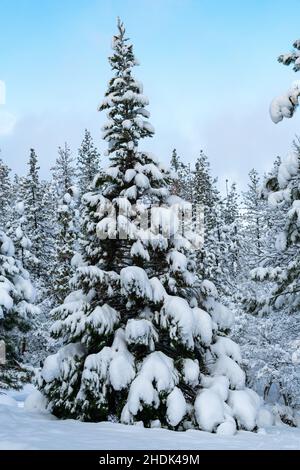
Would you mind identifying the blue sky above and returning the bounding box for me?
[1,0,300,190]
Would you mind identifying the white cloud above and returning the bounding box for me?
[0,112,17,136]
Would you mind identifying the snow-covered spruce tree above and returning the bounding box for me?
[170,149,183,197]
[192,151,219,231]
[6,171,55,365]
[38,20,263,433]
[17,150,57,301]
[77,129,101,195]
[39,180,57,268]
[240,169,266,267]
[170,149,193,202]
[0,154,12,230]
[0,231,37,389]
[53,187,79,305]
[18,149,46,278]
[170,148,182,173]
[192,152,227,290]
[224,181,239,225]
[52,143,76,198]
[25,180,57,367]
[51,144,79,304]
[222,181,241,290]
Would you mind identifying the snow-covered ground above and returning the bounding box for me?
[0,387,300,450]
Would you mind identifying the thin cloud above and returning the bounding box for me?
[0,112,17,136]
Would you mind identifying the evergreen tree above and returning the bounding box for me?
[52,143,76,198]
[170,149,193,201]
[23,181,57,367]
[40,180,58,282]
[22,179,57,368]
[0,231,36,389]
[241,170,264,263]
[51,144,79,304]
[15,150,57,292]
[193,151,219,230]
[5,155,57,367]
[192,151,225,288]
[38,20,260,433]
[0,154,12,230]
[222,181,241,286]
[77,129,101,195]
[224,181,239,225]
[53,187,79,304]
[18,149,44,277]
[170,148,181,172]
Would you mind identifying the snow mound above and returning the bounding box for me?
[1,403,300,449]
[24,391,48,413]
[228,389,261,431]
[256,407,275,428]
[216,420,236,436]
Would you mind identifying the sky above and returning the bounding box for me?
[1,0,300,191]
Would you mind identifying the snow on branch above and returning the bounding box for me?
[270,81,300,123]
[271,38,300,123]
